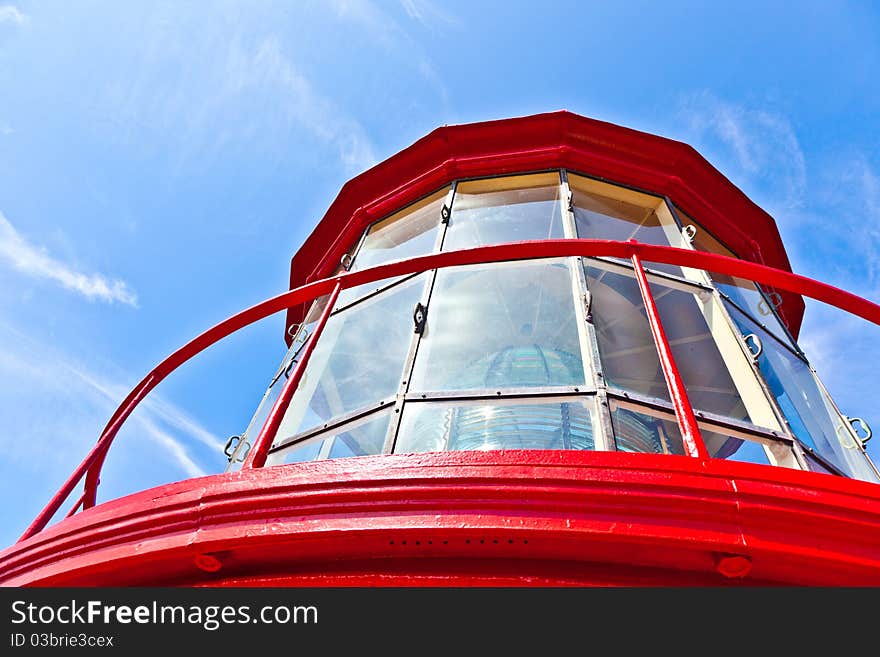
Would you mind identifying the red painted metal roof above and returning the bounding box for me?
[285,110,804,338]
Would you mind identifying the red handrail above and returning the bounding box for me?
[19,239,880,542]
[245,281,341,469]
[632,253,709,459]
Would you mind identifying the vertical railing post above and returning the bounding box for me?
[631,253,709,459]
[245,280,342,469]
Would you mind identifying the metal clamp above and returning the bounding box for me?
[682,224,697,243]
[223,435,251,462]
[567,191,574,213]
[440,204,451,224]
[743,333,763,360]
[340,253,353,271]
[846,416,873,447]
[758,292,783,316]
[413,302,427,334]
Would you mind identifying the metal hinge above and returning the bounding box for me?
[223,435,250,463]
[413,302,428,334]
[583,291,593,323]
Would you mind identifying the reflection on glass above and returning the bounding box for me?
[570,174,681,277]
[724,303,879,482]
[442,173,563,252]
[268,437,323,465]
[681,210,795,348]
[326,411,391,459]
[266,410,391,466]
[409,259,585,391]
[610,403,685,455]
[702,429,772,466]
[395,400,595,453]
[803,452,836,475]
[274,275,424,443]
[586,264,752,423]
[339,189,447,307]
[226,298,327,472]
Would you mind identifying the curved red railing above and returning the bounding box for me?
[19,239,880,542]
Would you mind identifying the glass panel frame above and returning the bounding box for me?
[337,186,451,310]
[672,204,801,353]
[442,172,565,253]
[273,273,427,446]
[250,168,880,480]
[267,407,394,466]
[583,258,782,431]
[407,257,591,394]
[392,394,600,454]
[608,396,799,468]
[722,300,880,482]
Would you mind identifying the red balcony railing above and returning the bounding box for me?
[19,239,880,542]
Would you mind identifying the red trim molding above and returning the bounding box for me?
[3,451,880,586]
[287,111,803,338]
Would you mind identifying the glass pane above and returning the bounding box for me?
[268,437,323,465]
[267,410,391,466]
[395,399,596,453]
[724,303,879,482]
[804,452,837,476]
[274,275,424,443]
[610,399,792,468]
[703,429,772,465]
[443,173,563,252]
[586,263,753,424]
[409,259,586,392]
[609,402,685,455]
[339,188,447,307]
[681,210,796,348]
[715,277,796,347]
[226,298,327,472]
[326,411,391,459]
[570,174,681,277]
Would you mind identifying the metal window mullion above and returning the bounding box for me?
[271,400,397,453]
[330,270,423,316]
[574,257,615,452]
[811,368,880,479]
[382,186,455,455]
[607,389,789,441]
[402,386,593,403]
[559,170,577,239]
[711,288,806,469]
[565,176,614,449]
[245,280,342,468]
[753,283,807,358]
[342,219,370,273]
[586,255,714,295]
[630,253,708,459]
[719,290,808,365]
[382,271,439,455]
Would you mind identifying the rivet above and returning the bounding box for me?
[194,554,222,573]
[714,553,752,578]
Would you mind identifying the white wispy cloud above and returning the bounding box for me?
[0,5,27,25]
[679,91,806,209]
[400,0,458,29]
[0,321,219,481]
[226,36,377,173]
[0,211,138,306]
[328,0,449,102]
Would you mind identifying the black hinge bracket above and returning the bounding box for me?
[413,302,428,334]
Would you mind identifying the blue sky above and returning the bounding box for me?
[1,0,880,547]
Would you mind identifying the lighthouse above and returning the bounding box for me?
[3,111,879,586]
